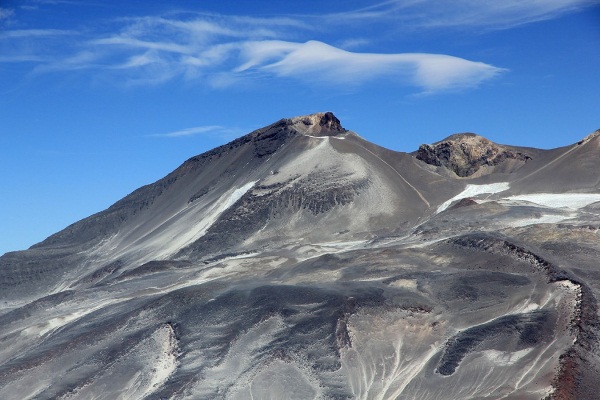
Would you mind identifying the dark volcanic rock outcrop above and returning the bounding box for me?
[416,133,532,177]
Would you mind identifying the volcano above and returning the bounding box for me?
[1,112,600,399]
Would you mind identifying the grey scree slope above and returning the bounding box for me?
[1,112,600,399]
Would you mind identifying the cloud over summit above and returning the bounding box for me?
[235,40,504,91]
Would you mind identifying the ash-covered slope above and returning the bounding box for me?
[511,130,600,193]
[1,113,600,399]
[1,112,452,301]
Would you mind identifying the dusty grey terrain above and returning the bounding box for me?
[1,112,599,399]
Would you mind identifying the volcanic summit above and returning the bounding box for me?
[1,112,600,399]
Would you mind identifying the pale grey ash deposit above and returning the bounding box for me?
[1,112,600,399]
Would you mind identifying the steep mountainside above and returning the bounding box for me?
[1,113,599,399]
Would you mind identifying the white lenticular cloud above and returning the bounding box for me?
[236,40,505,91]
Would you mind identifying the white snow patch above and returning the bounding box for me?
[515,301,540,314]
[86,181,260,266]
[215,251,261,262]
[506,213,574,228]
[304,134,346,140]
[152,180,258,259]
[437,182,510,213]
[482,348,532,366]
[389,279,419,290]
[20,298,127,338]
[21,310,90,337]
[304,134,328,139]
[503,193,600,210]
[222,180,257,211]
[313,240,368,249]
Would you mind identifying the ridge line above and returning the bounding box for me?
[354,142,431,208]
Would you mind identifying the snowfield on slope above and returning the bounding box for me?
[437,182,510,213]
[503,193,600,209]
[141,180,258,260]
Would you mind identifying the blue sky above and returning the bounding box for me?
[1,0,599,254]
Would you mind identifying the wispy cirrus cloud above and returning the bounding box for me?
[418,0,599,29]
[0,7,14,20]
[149,125,244,139]
[92,37,190,54]
[0,27,78,64]
[0,29,74,38]
[330,0,599,30]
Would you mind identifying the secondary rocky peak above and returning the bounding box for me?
[416,133,532,177]
[287,111,346,136]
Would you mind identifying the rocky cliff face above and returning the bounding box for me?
[416,133,532,177]
[288,111,346,136]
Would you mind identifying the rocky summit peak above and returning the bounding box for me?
[287,111,346,137]
[437,132,487,144]
[416,132,532,177]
